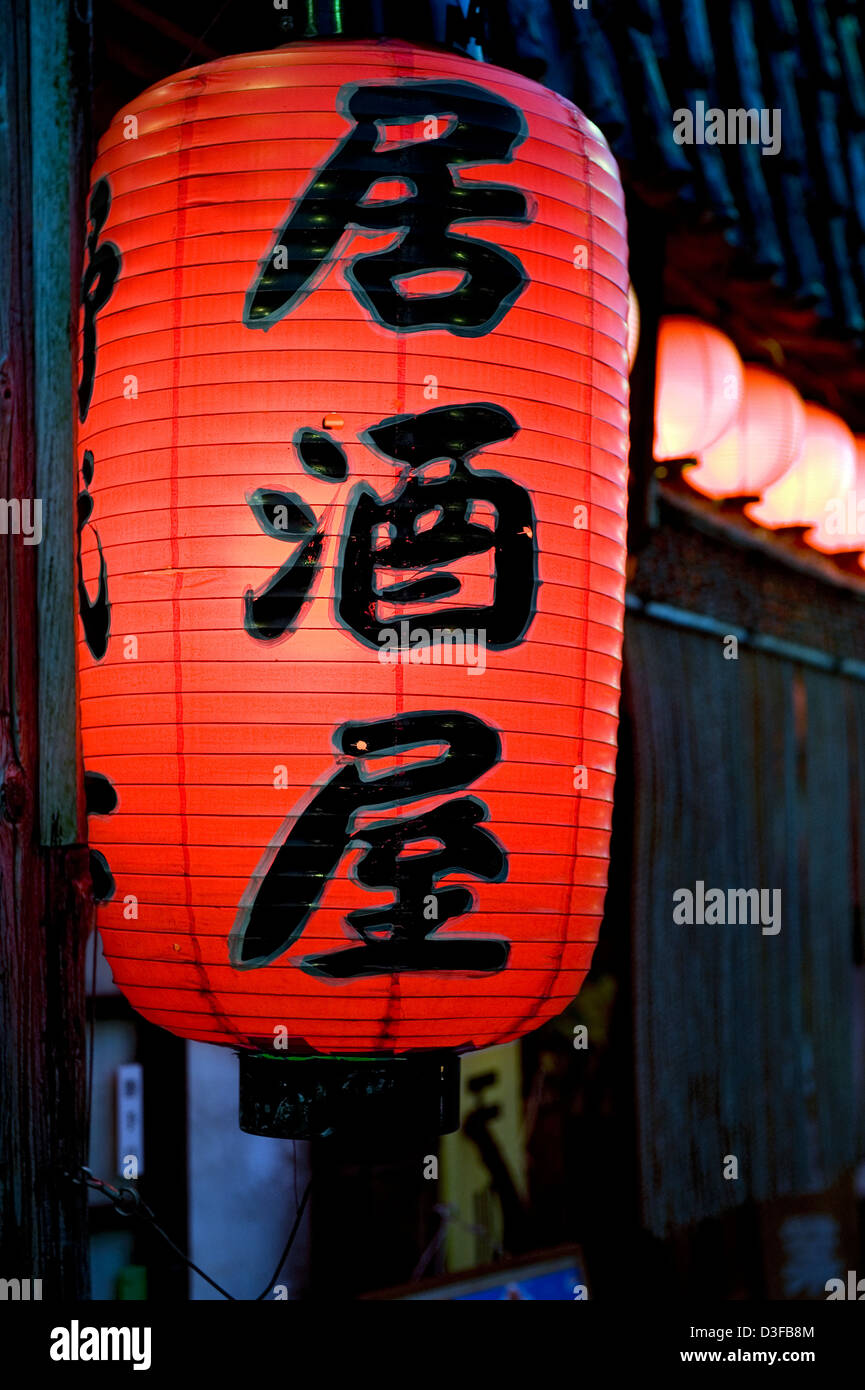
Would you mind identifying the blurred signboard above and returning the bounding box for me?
[364,1247,588,1301]
[759,1174,858,1300]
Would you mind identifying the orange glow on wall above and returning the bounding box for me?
[685,366,806,500]
[807,435,865,554]
[745,404,856,530]
[653,316,743,462]
[76,41,630,1056]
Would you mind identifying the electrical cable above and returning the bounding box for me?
[179,0,236,66]
[70,1167,312,1301]
[254,1176,313,1300]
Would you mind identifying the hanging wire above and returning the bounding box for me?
[70,1167,235,1299]
[70,1166,313,1301]
[254,1176,313,1300]
[179,0,237,67]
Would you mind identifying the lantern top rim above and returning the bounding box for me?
[270,35,479,58]
[115,35,593,137]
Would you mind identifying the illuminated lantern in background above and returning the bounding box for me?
[627,284,640,371]
[76,41,630,1134]
[653,316,743,462]
[685,365,806,500]
[746,405,856,530]
[807,435,865,554]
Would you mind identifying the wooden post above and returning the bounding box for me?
[0,0,91,1298]
[624,191,666,557]
[31,0,85,847]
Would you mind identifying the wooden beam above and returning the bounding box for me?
[0,0,90,1300]
[30,0,82,847]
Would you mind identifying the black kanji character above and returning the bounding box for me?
[77,450,110,660]
[85,770,118,904]
[244,80,530,335]
[229,711,510,977]
[338,403,537,648]
[243,431,350,642]
[243,487,324,641]
[79,178,121,423]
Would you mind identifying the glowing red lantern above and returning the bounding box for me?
[685,365,806,500]
[76,40,629,1132]
[746,404,856,530]
[807,434,865,554]
[654,316,743,462]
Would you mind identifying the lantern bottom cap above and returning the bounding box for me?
[238,1050,461,1140]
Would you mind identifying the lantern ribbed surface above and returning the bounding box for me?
[746,404,856,531]
[77,40,630,1054]
[686,365,806,501]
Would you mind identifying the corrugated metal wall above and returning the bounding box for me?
[625,614,863,1235]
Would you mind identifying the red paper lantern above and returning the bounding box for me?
[685,365,805,500]
[76,41,629,1092]
[808,434,865,554]
[745,404,856,530]
[653,317,743,462]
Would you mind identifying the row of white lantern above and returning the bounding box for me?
[652,316,865,561]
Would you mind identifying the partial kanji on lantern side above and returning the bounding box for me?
[79,178,120,424]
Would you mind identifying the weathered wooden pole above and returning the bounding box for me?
[0,0,91,1299]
